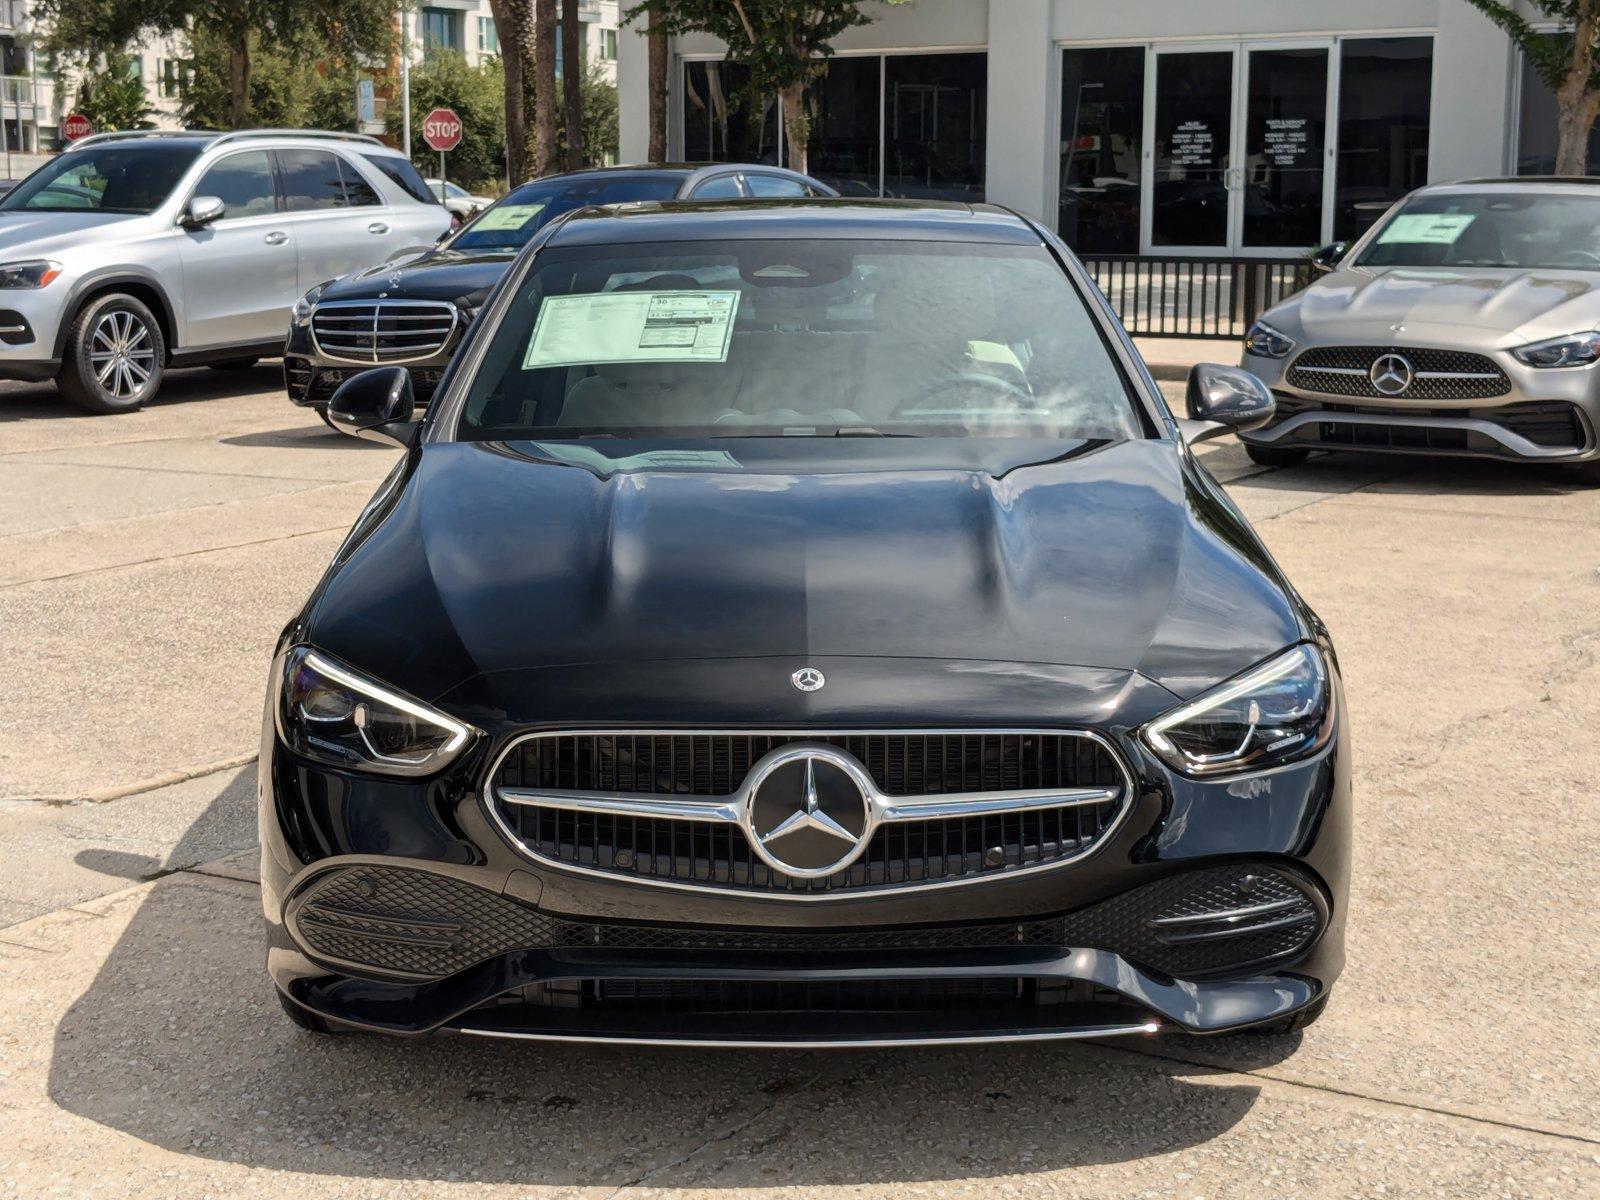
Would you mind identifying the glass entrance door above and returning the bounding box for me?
[1148,49,1235,250]
[1240,46,1330,251]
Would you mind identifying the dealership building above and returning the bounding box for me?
[618,0,1584,258]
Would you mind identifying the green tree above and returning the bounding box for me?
[575,62,617,166]
[388,50,507,189]
[71,51,156,133]
[624,0,908,172]
[1464,0,1600,174]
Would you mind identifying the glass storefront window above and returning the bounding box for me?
[1059,47,1144,254]
[1336,37,1433,240]
[883,53,987,201]
[805,56,881,197]
[1243,47,1327,247]
[681,61,780,166]
[1517,35,1600,176]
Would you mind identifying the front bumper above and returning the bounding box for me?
[1241,345,1600,463]
[282,318,458,411]
[260,659,1351,1045]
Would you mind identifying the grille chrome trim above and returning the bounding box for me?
[310,299,458,365]
[482,728,1137,901]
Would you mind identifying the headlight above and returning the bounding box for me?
[0,259,62,288]
[274,646,475,776]
[292,281,332,324]
[1511,331,1600,368]
[1142,644,1333,778]
[1243,320,1295,359]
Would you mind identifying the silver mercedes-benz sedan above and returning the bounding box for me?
[1239,178,1600,483]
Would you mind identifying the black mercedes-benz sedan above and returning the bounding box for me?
[262,200,1349,1047]
[282,163,835,421]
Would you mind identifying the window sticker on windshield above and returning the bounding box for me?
[522,290,741,370]
[473,203,546,232]
[1377,213,1476,246]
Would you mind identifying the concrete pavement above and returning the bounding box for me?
[1,371,1597,1197]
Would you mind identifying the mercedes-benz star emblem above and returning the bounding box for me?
[1369,352,1414,396]
[743,751,870,877]
[790,667,825,692]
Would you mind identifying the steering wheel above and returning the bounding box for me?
[890,370,1032,420]
[1556,248,1600,267]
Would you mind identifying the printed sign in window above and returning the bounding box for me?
[473,203,547,232]
[522,291,741,370]
[1377,214,1477,246]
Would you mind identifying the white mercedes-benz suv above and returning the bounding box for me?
[0,129,450,413]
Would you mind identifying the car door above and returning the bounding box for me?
[274,148,400,292]
[176,149,299,348]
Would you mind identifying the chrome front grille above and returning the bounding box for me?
[1286,345,1510,400]
[310,299,457,364]
[485,730,1133,896]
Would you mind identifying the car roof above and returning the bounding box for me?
[64,130,406,156]
[545,199,1040,245]
[1427,176,1600,194]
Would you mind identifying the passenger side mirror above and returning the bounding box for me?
[1310,241,1349,274]
[1180,363,1276,445]
[326,367,418,447]
[182,195,226,229]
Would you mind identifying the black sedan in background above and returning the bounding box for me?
[264,200,1348,1046]
[283,163,836,421]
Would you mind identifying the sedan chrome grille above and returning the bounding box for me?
[485,730,1133,897]
[1286,345,1510,400]
[310,299,457,364]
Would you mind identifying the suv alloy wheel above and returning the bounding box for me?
[57,293,166,414]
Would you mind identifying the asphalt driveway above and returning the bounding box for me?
[0,370,1595,1197]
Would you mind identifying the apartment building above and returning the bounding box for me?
[403,0,620,79]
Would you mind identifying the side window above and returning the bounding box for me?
[690,173,744,200]
[276,149,347,212]
[361,153,440,205]
[195,151,278,218]
[337,157,382,206]
[745,173,807,199]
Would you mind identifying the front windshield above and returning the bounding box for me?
[1,145,200,214]
[456,238,1141,441]
[446,176,683,253]
[1356,191,1600,270]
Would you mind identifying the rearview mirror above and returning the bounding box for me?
[1180,363,1275,445]
[326,367,418,447]
[182,195,226,228]
[1310,241,1349,274]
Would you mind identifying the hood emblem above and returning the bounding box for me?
[743,752,870,876]
[389,273,404,290]
[1390,323,1405,333]
[790,667,825,692]
[1369,352,1414,396]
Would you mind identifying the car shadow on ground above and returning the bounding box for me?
[222,424,390,450]
[1228,447,1597,498]
[44,770,1310,1187]
[0,365,281,422]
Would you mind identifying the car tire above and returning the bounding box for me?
[275,988,341,1034]
[1244,443,1311,468]
[207,357,259,371]
[57,293,166,414]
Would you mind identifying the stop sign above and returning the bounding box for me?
[422,108,463,152]
[63,113,94,141]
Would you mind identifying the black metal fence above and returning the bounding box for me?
[1080,255,1316,340]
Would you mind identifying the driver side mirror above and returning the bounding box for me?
[1310,241,1349,274]
[182,195,226,229]
[326,367,418,447]
[1180,363,1275,445]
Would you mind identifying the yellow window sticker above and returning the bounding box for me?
[472,203,546,232]
[1377,213,1476,245]
[522,290,741,370]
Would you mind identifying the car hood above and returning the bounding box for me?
[1274,265,1600,345]
[306,437,1307,710]
[0,209,153,256]
[320,249,515,304]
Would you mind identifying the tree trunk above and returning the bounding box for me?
[227,32,251,129]
[647,5,667,162]
[534,0,558,175]
[1555,0,1600,176]
[561,0,581,168]
[488,0,527,182]
[778,81,807,174]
